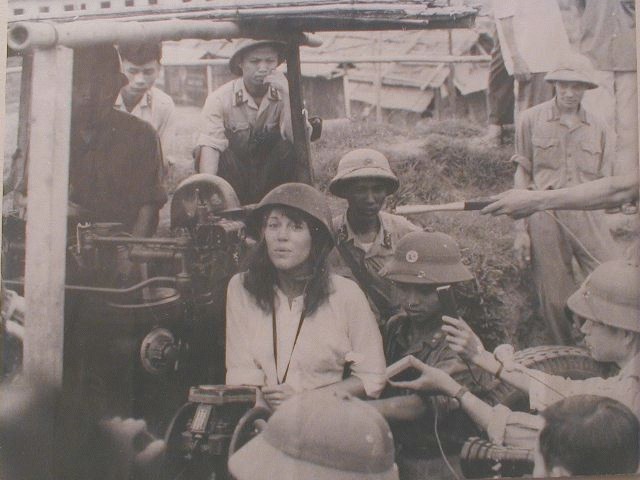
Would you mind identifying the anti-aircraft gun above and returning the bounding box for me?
[2,174,248,428]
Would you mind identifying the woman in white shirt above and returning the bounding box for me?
[225,183,386,409]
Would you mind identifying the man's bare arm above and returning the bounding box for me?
[482,175,639,219]
[198,146,221,175]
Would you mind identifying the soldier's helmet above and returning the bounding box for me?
[329,149,400,198]
[379,231,473,284]
[544,54,599,90]
[229,39,287,76]
[250,182,334,246]
[567,260,640,333]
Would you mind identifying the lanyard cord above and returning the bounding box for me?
[272,299,307,385]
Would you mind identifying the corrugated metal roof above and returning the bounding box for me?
[304,30,489,111]
[348,78,435,113]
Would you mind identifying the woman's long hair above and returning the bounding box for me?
[242,205,333,317]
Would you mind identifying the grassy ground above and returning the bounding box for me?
[165,107,553,348]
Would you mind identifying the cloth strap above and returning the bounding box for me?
[272,300,307,385]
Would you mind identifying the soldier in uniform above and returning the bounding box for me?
[193,39,306,205]
[368,231,477,479]
[329,149,420,326]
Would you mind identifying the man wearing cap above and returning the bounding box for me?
[193,39,303,205]
[228,391,399,480]
[511,55,624,345]
[329,148,421,326]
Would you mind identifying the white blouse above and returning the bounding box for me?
[225,273,386,398]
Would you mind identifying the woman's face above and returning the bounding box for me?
[264,208,312,273]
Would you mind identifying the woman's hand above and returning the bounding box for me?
[388,356,459,395]
[262,384,296,409]
[442,316,486,363]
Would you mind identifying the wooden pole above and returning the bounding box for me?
[8,20,322,51]
[23,46,73,387]
[374,33,382,122]
[285,40,313,184]
[343,68,351,118]
[206,64,213,92]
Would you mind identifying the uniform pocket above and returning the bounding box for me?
[577,141,603,177]
[532,135,559,169]
[229,122,250,133]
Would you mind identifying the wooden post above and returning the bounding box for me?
[23,46,73,388]
[447,0,457,116]
[343,67,351,118]
[374,33,382,122]
[206,64,213,92]
[285,40,313,184]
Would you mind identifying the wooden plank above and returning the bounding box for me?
[11,2,478,28]
[23,46,73,387]
[285,40,313,184]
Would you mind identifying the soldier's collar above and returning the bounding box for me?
[337,211,392,249]
[234,79,280,106]
[548,98,590,125]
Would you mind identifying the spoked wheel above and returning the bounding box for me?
[458,345,612,478]
[227,406,272,457]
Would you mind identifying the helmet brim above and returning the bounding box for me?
[544,70,599,90]
[329,172,399,198]
[382,260,474,285]
[229,40,287,76]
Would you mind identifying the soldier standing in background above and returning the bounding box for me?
[115,41,177,171]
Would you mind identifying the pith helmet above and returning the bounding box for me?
[379,231,473,284]
[544,54,599,89]
[250,183,334,244]
[329,149,400,198]
[229,391,399,480]
[229,39,287,76]
[567,260,640,333]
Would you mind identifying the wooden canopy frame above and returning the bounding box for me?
[6,0,477,392]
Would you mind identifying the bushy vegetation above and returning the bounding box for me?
[312,117,550,349]
[163,111,551,348]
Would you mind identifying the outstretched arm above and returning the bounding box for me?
[481,175,639,219]
[387,356,495,431]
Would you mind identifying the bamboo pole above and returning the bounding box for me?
[8,20,322,51]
